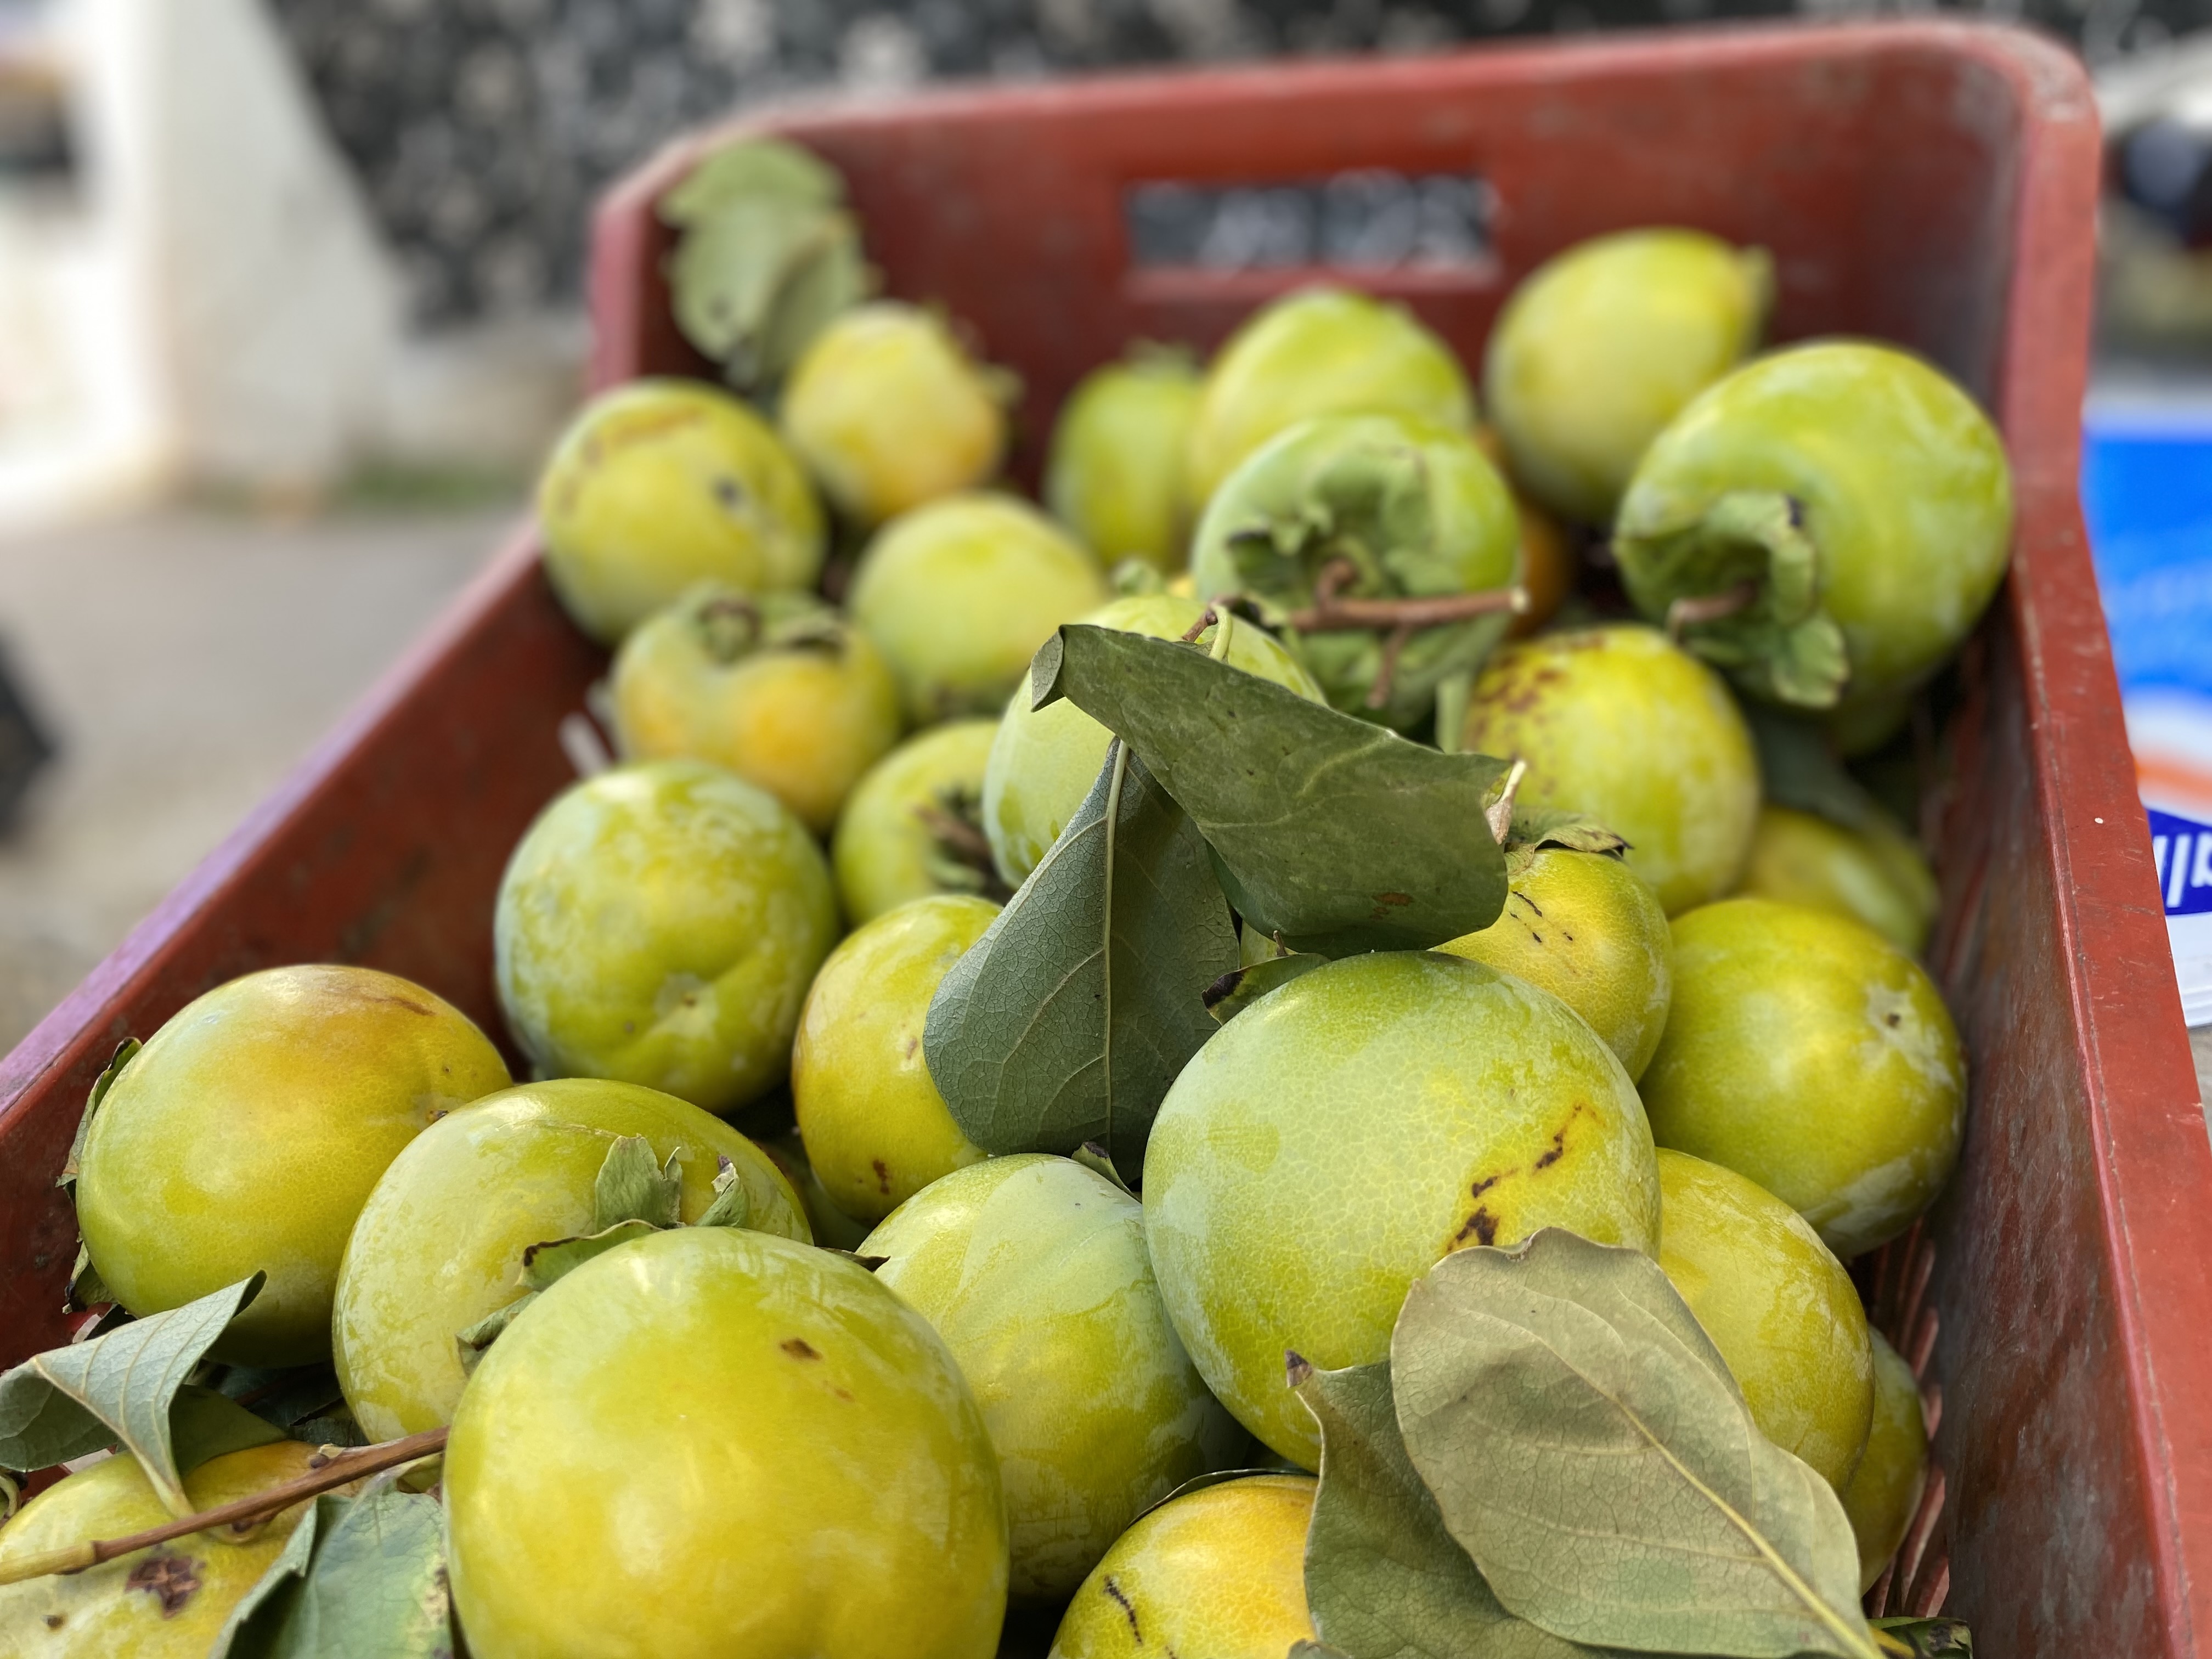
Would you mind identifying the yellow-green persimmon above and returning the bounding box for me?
[75,965,510,1368]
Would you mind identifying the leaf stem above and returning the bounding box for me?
[1291,586,1530,633]
[1484,759,1529,845]
[0,1427,449,1588]
[1664,580,1759,640]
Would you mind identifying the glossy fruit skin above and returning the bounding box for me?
[1438,844,1673,1080]
[1616,341,2013,712]
[1655,1148,1875,1494]
[537,378,825,645]
[1046,352,1202,573]
[1841,1329,1929,1593]
[849,493,1109,724]
[1740,803,1939,956]
[610,586,904,834]
[781,302,1009,526]
[1186,288,1474,507]
[1641,898,1965,1260]
[865,1155,1245,1600]
[831,720,1002,926]
[1188,413,1523,730]
[494,759,839,1115]
[1048,1475,1317,1659]
[445,1226,1008,1659]
[1485,229,1769,527]
[982,594,1322,884]
[76,965,510,1368]
[1462,626,1761,915]
[0,1440,324,1657]
[332,1077,810,1441]
[794,895,997,1225]
[1144,951,1660,1468]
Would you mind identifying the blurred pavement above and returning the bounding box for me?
[0,500,518,1051]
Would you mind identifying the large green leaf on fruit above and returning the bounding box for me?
[924,742,1239,1183]
[1031,625,1510,954]
[1390,1232,1880,1659]
[0,1274,273,1513]
[212,1482,452,1659]
[1294,1357,1604,1659]
[1741,701,1884,833]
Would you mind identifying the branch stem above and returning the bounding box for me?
[1291,586,1530,633]
[1664,580,1759,639]
[0,1427,449,1588]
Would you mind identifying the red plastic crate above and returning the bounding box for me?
[1,21,2200,1653]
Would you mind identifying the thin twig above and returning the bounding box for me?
[1291,585,1530,634]
[1664,580,1758,640]
[0,1428,449,1588]
[1177,606,1217,644]
[1365,624,1417,711]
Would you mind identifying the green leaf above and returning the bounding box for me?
[1032,626,1511,954]
[58,1037,137,1196]
[1204,952,1328,1024]
[168,1385,287,1471]
[215,1365,348,1432]
[0,1273,266,1512]
[659,137,873,390]
[1872,1618,1973,1657]
[592,1137,682,1231]
[695,1156,753,1229]
[1071,1142,1137,1197]
[924,742,1240,1183]
[1390,1232,1878,1659]
[1295,1358,1603,1659]
[1615,490,1850,709]
[1740,701,1881,833]
[520,1219,662,1293]
[65,1243,112,1313]
[212,1482,453,1659]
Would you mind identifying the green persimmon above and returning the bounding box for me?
[75,965,510,1368]
[1641,897,1966,1260]
[1186,287,1473,507]
[1437,814,1673,1080]
[864,1155,1244,1600]
[1188,412,1523,729]
[537,378,824,645]
[610,585,902,834]
[1739,803,1939,956]
[0,1441,324,1656]
[981,593,1321,884]
[1615,342,2013,718]
[1048,1475,1317,1659]
[1046,348,1202,572]
[1462,625,1760,915]
[1144,951,1660,1468]
[780,302,1012,525]
[1842,1329,1930,1593]
[793,895,997,1225]
[445,1226,1008,1659]
[1656,1148,1875,1494]
[332,1076,809,1441]
[1485,229,1770,527]
[831,720,1002,926]
[849,493,1108,724]
[494,759,839,1114]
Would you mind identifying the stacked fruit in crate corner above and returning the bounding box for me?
[0,133,2002,1659]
